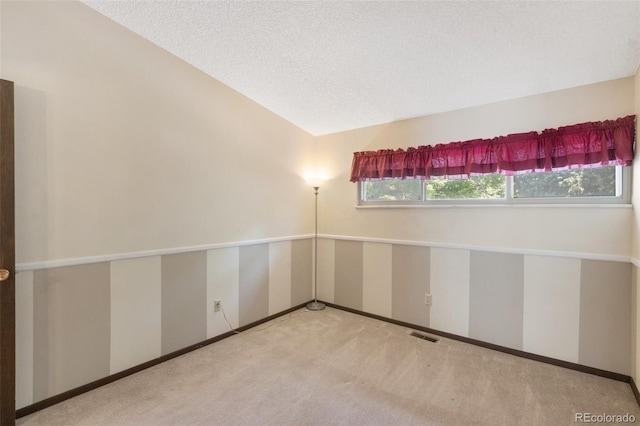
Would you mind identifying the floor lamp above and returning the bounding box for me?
[306,177,325,311]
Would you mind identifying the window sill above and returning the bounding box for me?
[355,203,633,209]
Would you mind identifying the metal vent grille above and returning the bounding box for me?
[409,331,439,343]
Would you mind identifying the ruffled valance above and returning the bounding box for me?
[350,115,636,182]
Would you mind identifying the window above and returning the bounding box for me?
[426,174,505,200]
[362,178,422,202]
[351,115,635,206]
[359,165,628,205]
[512,166,618,199]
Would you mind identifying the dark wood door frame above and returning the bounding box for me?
[0,79,16,425]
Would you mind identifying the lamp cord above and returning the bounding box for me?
[220,303,239,334]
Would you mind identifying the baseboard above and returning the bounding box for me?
[15,302,309,419]
[16,300,638,418]
[324,302,632,384]
[631,377,640,406]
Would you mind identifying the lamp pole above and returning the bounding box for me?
[307,184,325,311]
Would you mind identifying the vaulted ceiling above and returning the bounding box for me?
[83,1,640,136]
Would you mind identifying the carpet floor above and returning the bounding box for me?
[17,307,640,425]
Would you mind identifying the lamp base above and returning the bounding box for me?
[306,301,326,311]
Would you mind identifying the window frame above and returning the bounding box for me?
[357,166,631,207]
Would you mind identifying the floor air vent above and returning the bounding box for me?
[409,331,439,343]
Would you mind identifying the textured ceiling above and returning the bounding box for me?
[82,1,640,136]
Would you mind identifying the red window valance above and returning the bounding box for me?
[350,115,636,182]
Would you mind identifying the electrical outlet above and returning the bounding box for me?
[424,294,432,306]
[214,300,221,312]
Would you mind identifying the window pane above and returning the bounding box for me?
[513,166,616,198]
[363,179,422,201]
[425,174,505,200]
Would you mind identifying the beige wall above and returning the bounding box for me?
[316,78,635,257]
[633,69,640,261]
[2,1,315,265]
[631,67,640,385]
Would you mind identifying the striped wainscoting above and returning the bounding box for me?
[317,238,632,377]
[15,239,312,410]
